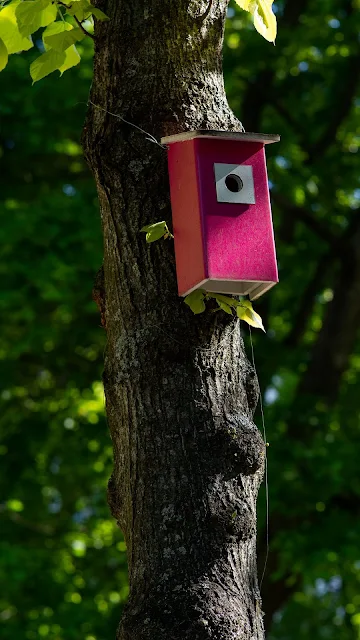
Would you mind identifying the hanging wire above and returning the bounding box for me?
[87,100,168,150]
[86,101,246,145]
[248,325,270,590]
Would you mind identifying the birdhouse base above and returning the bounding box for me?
[182,279,276,301]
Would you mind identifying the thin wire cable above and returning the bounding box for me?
[87,101,246,145]
[88,100,167,150]
[248,325,269,590]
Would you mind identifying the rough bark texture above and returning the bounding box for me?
[83,2,265,638]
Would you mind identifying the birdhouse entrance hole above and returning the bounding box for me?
[225,174,243,193]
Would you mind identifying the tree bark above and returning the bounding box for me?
[83,1,265,638]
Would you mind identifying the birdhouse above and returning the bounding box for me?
[161,130,280,300]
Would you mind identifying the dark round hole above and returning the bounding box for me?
[225,174,243,193]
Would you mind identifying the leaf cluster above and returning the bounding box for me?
[0,0,108,81]
[139,221,264,330]
[0,47,129,639]
[184,289,265,331]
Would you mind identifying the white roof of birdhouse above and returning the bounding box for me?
[161,130,280,145]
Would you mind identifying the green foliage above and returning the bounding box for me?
[0,37,126,640]
[43,24,85,51]
[140,221,173,243]
[184,289,207,314]
[236,298,265,331]
[0,2,33,54]
[140,224,264,330]
[16,0,57,37]
[0,36,7,70]
[0,0,108,81]
[185,290,265,331]
[63,0,109,22]
[234,0,277,42]
[30,42,80,82]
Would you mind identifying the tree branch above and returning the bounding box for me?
[56,1,96,40]
[73,14,96,40]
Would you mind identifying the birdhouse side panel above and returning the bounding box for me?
[166,140,206,295]
[196,139,278,284]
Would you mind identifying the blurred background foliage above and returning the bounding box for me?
[0,0,359,638]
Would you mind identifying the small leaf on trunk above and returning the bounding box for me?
[140,221,168,243]
[184,289,206,314]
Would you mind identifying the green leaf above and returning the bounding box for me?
[42,21,72,51]
[140,221,167,243]
[65,0,109,22]
[43,23,84,52]
[211,294,234,315]
[16,0,57,38]
[31,32,81,82]
[234,0,277,43]
[30,49,66,83]
[64,0,89,20]
[90,6,109,20]
[211,293,238,309]
[58,44,81,75]
[236,301,265,331]
[0,1,33,54]
[0,36,8,71]
[234,0,257,12]
[184,289,206,314]
[217,300,233,314]
[238,299,253,309]
[254,0,277,43]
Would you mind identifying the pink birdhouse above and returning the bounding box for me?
[161,130,280,300]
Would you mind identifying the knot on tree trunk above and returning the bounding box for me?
[211,417,265,477]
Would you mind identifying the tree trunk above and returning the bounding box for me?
[83,1,266,638]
